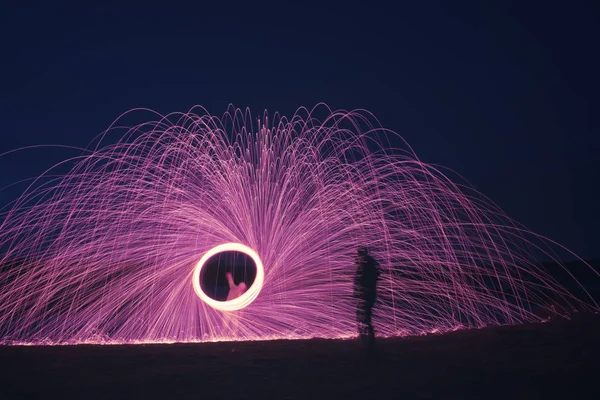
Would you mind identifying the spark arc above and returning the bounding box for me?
[0,105,597,345]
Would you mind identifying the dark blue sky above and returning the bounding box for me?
[1,1,598,260]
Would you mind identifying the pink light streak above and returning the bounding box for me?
[0,104,597,345]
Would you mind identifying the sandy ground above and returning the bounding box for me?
[1,315,599,399]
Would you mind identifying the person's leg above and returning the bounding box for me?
[365,304,374,337]
[364,301,375,355]
[357,300,369,340]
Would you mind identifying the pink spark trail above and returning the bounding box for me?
[0,105,597,345]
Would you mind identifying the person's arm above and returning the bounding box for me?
[354,266,362,296]
[226,272,235,288]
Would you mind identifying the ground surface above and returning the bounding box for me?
[1,315,599,399]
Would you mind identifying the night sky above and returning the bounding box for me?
[1,1,598,260]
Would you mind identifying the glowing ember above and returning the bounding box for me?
[0,105,597,345]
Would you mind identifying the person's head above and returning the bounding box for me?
[355,246,370,264]
[357,246,369,257]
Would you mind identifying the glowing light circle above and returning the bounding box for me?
[192,243,264,311]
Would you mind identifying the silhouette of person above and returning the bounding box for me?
[354,246,380,354]
[226,272,247,301]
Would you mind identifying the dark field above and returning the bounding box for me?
[1,315,599,399]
